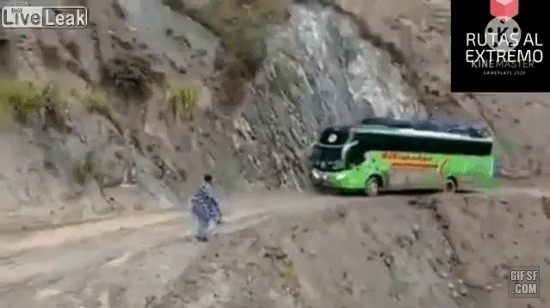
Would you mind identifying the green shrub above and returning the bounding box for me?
[193,0,289,71]
[184,0,290,107]
[67,87,124,136]
[73,152,96,186]
[217,57,252,106]
[71,88,111,112]
[101,56,163,100]
[222,18,271,68]
[0,79,59,122]
[167,85,201,120]
[209,0,289,28]
[270,59,299,98]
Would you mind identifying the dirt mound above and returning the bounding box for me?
[428,192,550,308]
[153,190,549,308]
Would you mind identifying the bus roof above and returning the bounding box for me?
[352,125,494,143]
[360,117,490,138]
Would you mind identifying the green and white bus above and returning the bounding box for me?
[308,120,494,196]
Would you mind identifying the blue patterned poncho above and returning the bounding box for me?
[191,184,221,223]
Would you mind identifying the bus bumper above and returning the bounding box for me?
[310,169,332,187]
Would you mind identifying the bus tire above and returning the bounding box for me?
[444,178,457,193]
[365,176,381,197]
[313,185,329,195]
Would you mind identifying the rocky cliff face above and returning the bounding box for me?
[233,4,422,188]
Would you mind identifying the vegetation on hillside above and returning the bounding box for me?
[101,55,164,101]
[69,87,125,137]
[0,79,61,123]
[73,151,96,186]
[197,0,289,69]
[0,80,102,187]
[270,58,300,99]
[188,0,291,105]
[71,88,111,112]
[167,84,202,120]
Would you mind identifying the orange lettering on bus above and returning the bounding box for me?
[382,152,433,162]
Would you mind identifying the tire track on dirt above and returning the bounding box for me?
[0,192,341,290]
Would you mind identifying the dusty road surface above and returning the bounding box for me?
[1,186,549,308]
[0,192,344,307]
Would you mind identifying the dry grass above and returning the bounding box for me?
[70,88,111,112]
[0,79,61,123]
[278,262,299,286]
[275,259,302,298]
[167,84,202,120]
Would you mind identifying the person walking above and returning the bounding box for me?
[191,174,222,242]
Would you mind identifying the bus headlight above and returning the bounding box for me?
[335,173,347,180]
[311,169,320,179]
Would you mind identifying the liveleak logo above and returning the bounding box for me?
[1,6,88,29]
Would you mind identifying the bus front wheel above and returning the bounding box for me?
[444,178,457,193]
[365,176,381,197]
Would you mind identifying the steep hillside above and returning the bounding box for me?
[0,0,426,228]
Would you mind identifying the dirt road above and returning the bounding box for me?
[0,192,349,307]
[0,186,548,308]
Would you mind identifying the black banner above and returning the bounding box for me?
[451,0,549,92]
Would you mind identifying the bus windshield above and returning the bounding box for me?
[309,145,345,171]
[310,145,342,161]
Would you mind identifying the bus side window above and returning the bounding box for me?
[392,134,421,152]
[346,145,364,166]
[432,138,492,156]
[428,137,447,154]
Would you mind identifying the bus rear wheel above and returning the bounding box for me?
[365,176,380,197]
